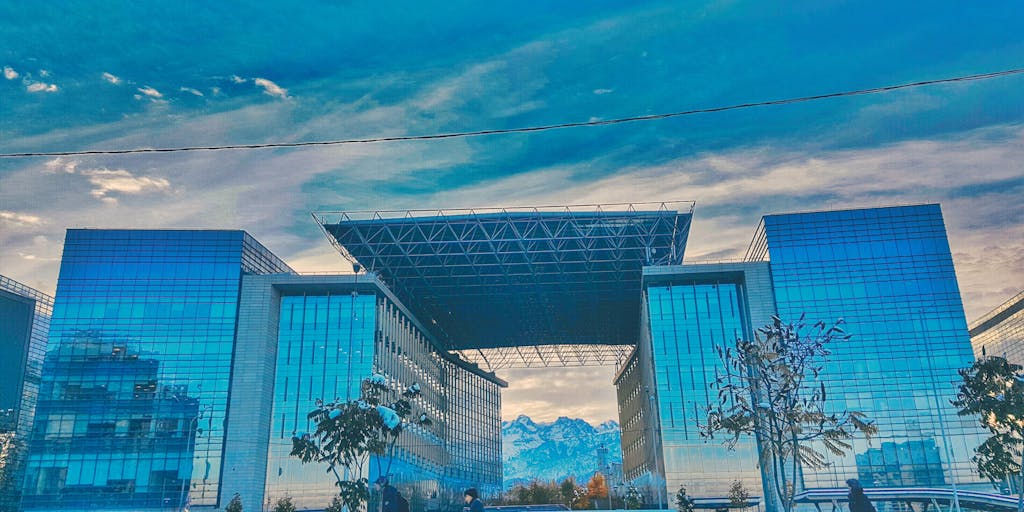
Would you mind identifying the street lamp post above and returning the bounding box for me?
[916,311,961,512]
[178,405,209,512]
[645,387,663,510]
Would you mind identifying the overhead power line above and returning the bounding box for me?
[2,67,1022,159]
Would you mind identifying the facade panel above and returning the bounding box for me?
[626,263,774,503]
[264,292,377,510]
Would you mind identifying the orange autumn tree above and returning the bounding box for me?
[587,473,609,509]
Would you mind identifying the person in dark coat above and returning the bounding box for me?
[846,479,876,512]
[463,488,484,512]
[377,476,399,512]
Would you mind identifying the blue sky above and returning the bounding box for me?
[2,1,1023,422]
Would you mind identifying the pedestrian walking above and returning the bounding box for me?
[463,488,484,512]
[845,479,876,512]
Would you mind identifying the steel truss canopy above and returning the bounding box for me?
[314,202,693,351]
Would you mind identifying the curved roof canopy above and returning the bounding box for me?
[315,202,693,350]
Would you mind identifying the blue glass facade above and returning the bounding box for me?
[647,282,759,498]
[265,293,377,508]
[22,230,291,510]
[621,263,776,504]
[263,287,503,510]
[756,205,983,490]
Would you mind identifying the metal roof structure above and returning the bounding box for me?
[314,202,693,354]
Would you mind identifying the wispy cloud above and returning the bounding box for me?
[3,66,18,80]
[136,86,163,98]
[180,86,204,97]
[26,81,58,93]
[81,169,171,203]
[102,72,122,85]
[0,211,44,226]
[254,77,288,99]
[230,75,247,84]
[40,158,173,203]
[45,158,78,174]
[593,88,614,95]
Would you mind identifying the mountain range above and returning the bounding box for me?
[502,415,622,489]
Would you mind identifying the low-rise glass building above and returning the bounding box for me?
[969,290,1024,364]
[0,275,53,511]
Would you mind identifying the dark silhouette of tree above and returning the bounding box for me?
[624,485,642,510]
[674,485,695,512]
[953,353,1024,512]
[728,480,750,509]
[325,496,344,512]
[225,493,244,512]
[272,496,296,512]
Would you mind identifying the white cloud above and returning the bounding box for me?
[180,86,204,96]
[102,72,122,85]
[0,211,44,226]
[254,77,288,99]
[3,66,18,80]
[230,75,247,84]
[26,81,58,93]
[81,169,171,201]
[136,86,163,98]
[45,158,78,174]
[39,69,50,77]
[499,366,619,423]
[593,88,614,95]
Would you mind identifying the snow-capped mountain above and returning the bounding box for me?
[502,415,622,488]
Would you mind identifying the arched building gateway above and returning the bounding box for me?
[19,202,987,511]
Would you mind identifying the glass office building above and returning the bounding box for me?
[621,204,986,506]
[969,290,1024,365]
[230,274,504,511]
[753,205,983,489]
[20,230,292,510]
[0,275,53,511]
[618,263,776,504]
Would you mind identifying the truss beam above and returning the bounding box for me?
[315,202,694,350]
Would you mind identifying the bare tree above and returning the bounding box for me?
[702,315,877,512]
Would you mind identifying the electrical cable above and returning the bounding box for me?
[1,68,1021,159]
